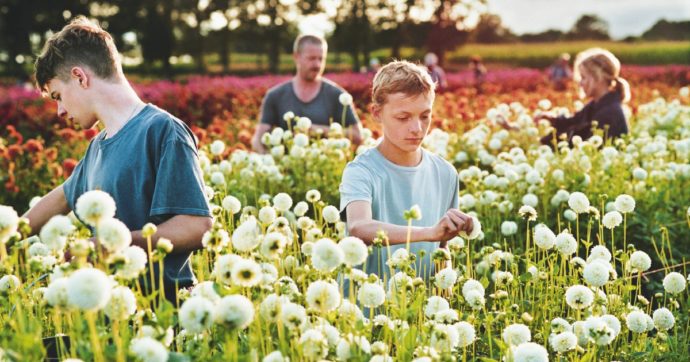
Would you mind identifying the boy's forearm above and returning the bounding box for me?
[349,220,435,246]
[130,215,212,253]
[23,185,70,235]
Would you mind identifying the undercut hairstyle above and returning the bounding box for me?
[372,60,436,106]
[35,16,120,91]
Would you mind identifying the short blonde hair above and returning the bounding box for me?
[574,48,630,103]
[293,34,327,54]
[372,60,435,106]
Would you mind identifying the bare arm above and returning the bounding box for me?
[23,185,71,234]
[346,201,472,246]
[251,123,271,154]
[346,123,363,146]
[130,214,212,254]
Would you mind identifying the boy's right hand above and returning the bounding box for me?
[431,209,473,244]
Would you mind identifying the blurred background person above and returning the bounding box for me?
[538,48,630,145]
[469,55,487,93]
[425,52,448,89]
[548,53,573,91]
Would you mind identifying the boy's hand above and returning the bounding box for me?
[432,209,474,245]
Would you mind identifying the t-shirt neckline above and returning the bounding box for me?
[98,104,152,146]
[372,146,427,172]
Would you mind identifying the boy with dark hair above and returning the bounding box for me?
[26,16,212,301]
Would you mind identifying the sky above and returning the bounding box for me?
[488,0,690,39]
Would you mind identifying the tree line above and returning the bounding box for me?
[1,0,687,78]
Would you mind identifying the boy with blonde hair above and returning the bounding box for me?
[340,60,473,280]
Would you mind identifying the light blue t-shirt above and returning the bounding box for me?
[339,147,459,281]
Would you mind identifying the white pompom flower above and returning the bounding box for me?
[663,272,686,295]
[130,337,168,362]
[502,323,531,346]
[97,218,132,253]
[322,205,341,224]
[358,281,386,308]
[0,205,19,242]
[565,285,594,310]
[338,236,368,267]
[512,342,548,362]
[533,223,556,250]
[272,193,293,212]
[311,238,344,273]
[75,190,116,227]
[602,211,623,229]
[628,250,652,272]
[39,215,75,252]
[653,307,675,331]
[232,216,261,252]
[214,295,255,330]
[614,194,636,213]
[104,286,137,321]
[306,280,341,312]
[625,310,650,333]
[568,192,590,214]
[179,296,215,334]
[66,268,113,311]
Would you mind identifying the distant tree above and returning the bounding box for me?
[520,29,565,43]
[642,19,690,41]
[471,13,516,43]
[426,0,486,65]
[567,14,610,40]
[332,0,376,72]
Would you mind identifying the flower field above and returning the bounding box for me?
[1,66,690,361]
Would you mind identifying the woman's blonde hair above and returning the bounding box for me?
[574,48,630,103]
[372,60,435,106]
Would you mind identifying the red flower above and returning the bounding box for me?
[83,128,98,140]
[62,158,78,178]
[7,145,23,159]
[24,139,44,153]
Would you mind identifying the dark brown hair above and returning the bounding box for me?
[34,16,119,90]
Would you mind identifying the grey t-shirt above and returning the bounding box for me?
[260,78,360,128]
[63,104,211,295]
[339,147,459,281]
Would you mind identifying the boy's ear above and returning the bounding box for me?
[70,66,89,88]
[369,103,382,122]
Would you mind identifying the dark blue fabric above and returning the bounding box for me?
[259,78,360,128]
[63,104,210,292]
[542,91,628,145]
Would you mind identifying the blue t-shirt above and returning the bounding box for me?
[63,104,211,293]
[339,147,459,281]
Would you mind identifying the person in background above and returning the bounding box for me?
[424,52,448,89]
[251,34,363,153]
[539,48,629,145]
[469,55,487,94]
[548,53,573,91]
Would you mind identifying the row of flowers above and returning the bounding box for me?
[0,85,689,360]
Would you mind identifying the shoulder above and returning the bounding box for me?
[321,78,346,95]
[423,149,457,177]
[265,80,292,99]
[138,105,198,147]
[343,148,379,177]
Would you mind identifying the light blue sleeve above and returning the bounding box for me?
[450,172,460,210]
[339,162,373,214]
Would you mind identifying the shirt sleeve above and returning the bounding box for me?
[259,90,279,126]
[339,162,373,213]
[150,140,211,217]
[450,172,460,210]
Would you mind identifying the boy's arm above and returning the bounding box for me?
[23,185,71,234]
[346,200,472,246]
[251,123,271,154]
[130,214,212,253]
